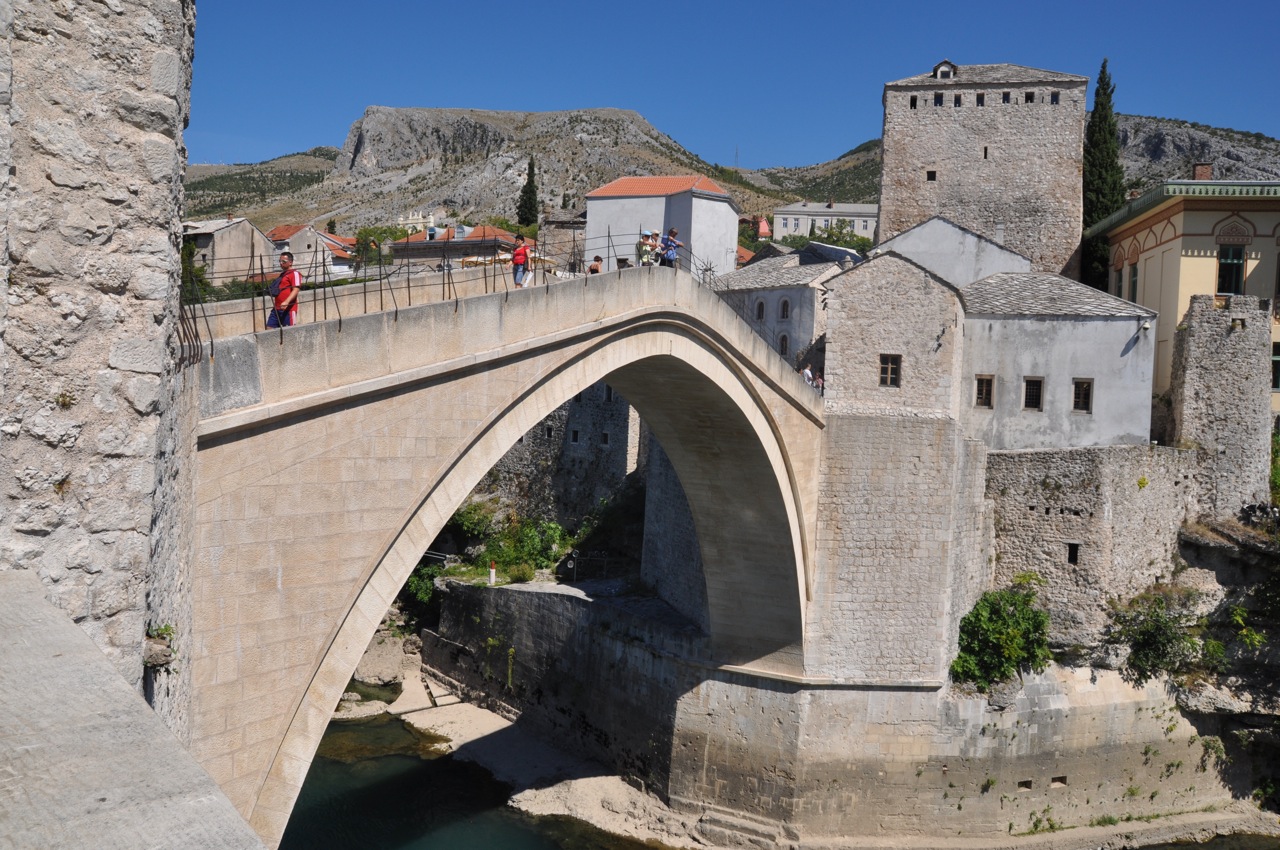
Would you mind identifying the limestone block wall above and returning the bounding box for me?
[1,2,196,702]
[878,74,1086,275]
[640,440,709,632]
[986,446,1198,647]
[1171,295,1272,517]
[808,413,989,681]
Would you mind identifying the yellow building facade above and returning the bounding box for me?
[1088,180,1280,409]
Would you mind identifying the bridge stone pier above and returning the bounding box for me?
[192,267,825,842]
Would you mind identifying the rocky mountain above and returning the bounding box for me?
[183,109,1280,233]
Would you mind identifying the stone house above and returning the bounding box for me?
[389,224,532,269]
[870,215,1030,285]
[772,200,877,241]
[181,216,277,285]
[1083,168,1280,409]
[584,176,740,276]
[266,224,356,281]
[539,207,587,272]
[878,59,1087,276]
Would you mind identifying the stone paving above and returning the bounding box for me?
[0,571,264,850]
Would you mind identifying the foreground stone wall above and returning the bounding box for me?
[987,445,1197,647]
[425,578,1239,843]
[1,2,196,704]
[1171,295,1272,518]
[639,440,709,632]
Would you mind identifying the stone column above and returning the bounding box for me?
[1,1,198,737]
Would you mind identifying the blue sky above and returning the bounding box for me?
[188,0,1280,170]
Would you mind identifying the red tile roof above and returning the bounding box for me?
[392,225,534,247]
[757,218,772,238]
[736,245,755,266]
[587,175,730,199]
[266,224,306,242]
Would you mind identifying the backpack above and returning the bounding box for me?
[268,273,283,299]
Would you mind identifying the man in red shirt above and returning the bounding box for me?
[268,251,301,327]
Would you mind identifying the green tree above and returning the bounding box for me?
[1082,58,1125,290]
[812,219,873,253]
[354,225,409,268]
[325,218,337,235]
[950,573,1051,691]
[516,158,539,227]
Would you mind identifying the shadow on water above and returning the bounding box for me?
[279,715,672,850]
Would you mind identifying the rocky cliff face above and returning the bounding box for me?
[1118,114,1280,186]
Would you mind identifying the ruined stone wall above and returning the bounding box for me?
[481,380,639,530]
[1,2,197,714]
[986,446,1198,647]
[640,440,709,632]
[878,77,1086,275]
[1171,295,1272,518]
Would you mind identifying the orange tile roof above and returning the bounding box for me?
[325,233,357,247]
[266,224,306,241]
[736,245,755,265]
[586,175,730,199]
[324,243,352,259]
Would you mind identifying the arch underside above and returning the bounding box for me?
[236,318,816,843]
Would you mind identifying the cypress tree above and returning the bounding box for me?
[1081,59,1125,290]
[516,158,539,227]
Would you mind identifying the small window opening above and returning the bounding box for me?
[879,354,902,388]
[1024,378,1043,411]
[983,146,988,160]
[953,93,962,107]
[933,92,943,107]
[570,429,579,444]
[1024,91,1035,103]
[517,435,524,444]
[1002,91,1011,104]
[1072,379,1093,413]
[779,335,789,357]
[1067,543,1080,565]
[1045,507,1051,516]
[909,95,918,109]
[926,170,937,182]
[601,431,610,446]
[1233,318,1247,331]
[1051,776,1068,788]
[545,426,553,439]
[755,300,765,320]
[780,300,790,320]
[604,385,614,402]
[1050,91,1060,105]
[976,92,985,107]
[1018,780,1033,791]
[974,375,994,408]
[939,68,951,79]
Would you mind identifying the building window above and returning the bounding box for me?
[939,68,951,79]
[1024,378,1044,411]
[1024,91,1035,103]
[954,93,962,107]
[1128,263,1138,302]
[976,92,985,106]
[780,217,788,230]
[1272,343,1280,391]
[755,300,765,321]
[983,146,988,160]
[1217,245,1245,295]
[570,429,580,444]
[779,335,789,357]
[601,431,610,446]
[926,170,937,181]
[910,95,918,109]
[604,384,614,402]
[780,299,790,320]
[823,219,830,229]
[1002,91,1011,104]
[545,426,553,439]
[1113,267,1123,297]
[1072,379,1093,413]
[1067,543,1080,564]
[975,375,994,408]
[1050,91,1060,105]
[880,354,902,388]
[934,92,943,106]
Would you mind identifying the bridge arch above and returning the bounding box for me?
[191,269,823,844]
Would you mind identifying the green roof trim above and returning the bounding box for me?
[1084,180,1280,240]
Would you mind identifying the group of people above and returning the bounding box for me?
[589,227,683,275]
[801,363,825,396]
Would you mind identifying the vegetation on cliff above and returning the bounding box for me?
[950,572,1052,691]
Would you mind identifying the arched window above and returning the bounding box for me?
[779,335,789,357]
[755,300,765,321]
[780,299,791,320]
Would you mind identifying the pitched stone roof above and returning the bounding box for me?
[587,175,729,199]
[959,272,1155,318]
[711,252,840,292]
[886,63,1087,88]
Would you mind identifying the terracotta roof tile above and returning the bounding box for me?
[587,175,730,199]
[266,224,306,241]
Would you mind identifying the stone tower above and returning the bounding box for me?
[878,59,1087,276]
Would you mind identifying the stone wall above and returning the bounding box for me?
[640,440,708,632]
[1171,294,1272,518]
[878,73,1086,275]
[1,1,197,711]
[986,445,1198,647]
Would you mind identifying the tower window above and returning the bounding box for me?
[953,93,962,107]
[1067,543,1080,565]
[601,431,610,446]
[939,68,951,79]
[983,146,988,160]
[880,354,902,388]
[570,429,580,444]
[934,92,943,107]
[926,170,937,182]
[976,93,985,107]
[1002,91,1011,104]
[1024,91,1035,103]
[910,95,918,109]
[1050,91,1060,105]
[604,384,614,402]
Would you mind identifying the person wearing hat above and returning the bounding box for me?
[636,229,655,267]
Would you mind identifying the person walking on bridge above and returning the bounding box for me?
[267,251,301,328]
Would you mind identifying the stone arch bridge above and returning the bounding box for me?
[191,267,825,843]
